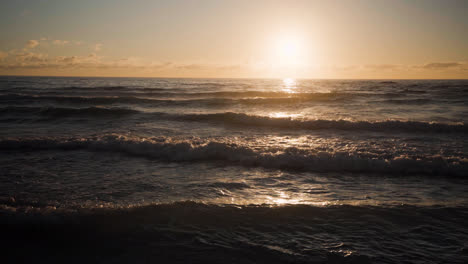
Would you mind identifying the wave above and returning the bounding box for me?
[5,90,456,103]
[373,98,433,105]
[1,91,352,100]
[176,112,468,133]
[0,94,166,105]
[1,201,466,264]
[172,112,467,134]
[1,107,466,133]
[0,106,138,118]
[1,136,466,176]
[0,93,351,106]
[34,85,175,91]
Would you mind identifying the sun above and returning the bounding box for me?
[263,32,310,78]
[278,38,300,59]
[270,34,304,68]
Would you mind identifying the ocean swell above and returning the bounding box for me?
[1,106,465,133]
[173,112,467,134]
[1,202,467,264]
[0,106,139,118]
[1,136,466,176]
[0,92,349,106]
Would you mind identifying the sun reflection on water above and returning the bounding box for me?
[269,112,301,119]
[282,78,297,93]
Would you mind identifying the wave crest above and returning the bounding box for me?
[0,92,349,106]
[0,106,138,117]
[1,106,465,133]
[1,135,466,176]
[175,112,467,133]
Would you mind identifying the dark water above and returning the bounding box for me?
[1,76,467,263]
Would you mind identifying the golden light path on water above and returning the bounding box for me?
[267,78,303,119]
[249,79,335,206]
[193,132,374,207]
[282,77,297,93]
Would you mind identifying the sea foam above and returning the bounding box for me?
[1,135,466,176]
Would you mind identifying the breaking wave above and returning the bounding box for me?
[1,136,466,176]
[173,112,467,133]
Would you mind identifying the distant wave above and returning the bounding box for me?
[1,107,466,133]
[1,136,466,176]
[0,106,138,117]
[26,85,175,91]
[3,89,449,102]
[0,93,349,106]
[1,91,352,99]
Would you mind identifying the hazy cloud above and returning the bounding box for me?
[175,64,206,70]
[1,45,467,78]
[94,43,103,51]
[327,64,403,72]
[15,52,48,63]
[0,51,8,60]
[420,62,465,70]
[363,64,403,71]
[53,40,70,46]
[0,52,238,74]
[26,40,39,49]
[55,53,100,65]
[330,65,359,71]
[327,62,467,73]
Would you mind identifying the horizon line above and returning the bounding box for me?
[1,74,467,81]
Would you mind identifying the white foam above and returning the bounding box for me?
[1,135,466,176]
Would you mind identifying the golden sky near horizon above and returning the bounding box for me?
[0,0,467,79]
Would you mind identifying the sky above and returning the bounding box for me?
[0,0,467,79]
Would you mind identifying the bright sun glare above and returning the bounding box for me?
[278,39,300,59]
[275,36,302,66]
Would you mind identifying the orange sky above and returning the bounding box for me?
[1,0,467,78]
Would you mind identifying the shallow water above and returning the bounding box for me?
[1,77,467,263]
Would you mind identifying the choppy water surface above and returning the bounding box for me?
[1,77,467,263]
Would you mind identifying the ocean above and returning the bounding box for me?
[0,76,467,263]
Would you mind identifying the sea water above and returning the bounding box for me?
[1,77,467,263]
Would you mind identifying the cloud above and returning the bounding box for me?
[26,40,39,49]
[329,65,359,71]
[327,64,403,72]
[55,53,100,65]
[0,51,8,61]
[175,64,205,70]
[172,63,242,72]
[0,52,239,74]
[327,62,468,73]
[363,64,403,71]
[0,52,102,70]
[53,40,70,46]
[1,43,467,78]
[94,43,103,51]
[15,52,48,63]
[420,62,465,70]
